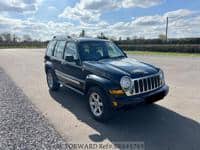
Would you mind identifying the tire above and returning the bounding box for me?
[46,69,60,91]
[87,86,113,122]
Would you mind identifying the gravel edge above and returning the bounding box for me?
[0,68,68,149]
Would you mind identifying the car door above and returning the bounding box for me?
[61,41,85,90]
[51,40,66,81]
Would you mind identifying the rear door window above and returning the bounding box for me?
[54,41,66,59]
[64,42,78,60]
[46,40,56,56]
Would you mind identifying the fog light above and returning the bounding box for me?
[112,101,118,107]
[109,89,125,95]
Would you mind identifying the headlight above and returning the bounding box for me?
[120,76,132,91]
[159,70,165,84]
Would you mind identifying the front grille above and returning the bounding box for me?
[127,73,164,96]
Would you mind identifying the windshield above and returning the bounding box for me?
[78,41,125,61]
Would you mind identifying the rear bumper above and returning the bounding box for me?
[110,85,169,106]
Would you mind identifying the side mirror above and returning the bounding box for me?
[65,56,74,62]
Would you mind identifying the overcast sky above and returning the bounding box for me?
[0,0,200,40]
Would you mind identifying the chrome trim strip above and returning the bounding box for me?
[55,70,84,85]
[58,74,80,85]
[55,69,85,83]
[60,82,84,95]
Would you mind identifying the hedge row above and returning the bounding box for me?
[117,44,200,53]
[1,42,200,54]
[115,38,200,45]
[0,42,47,48]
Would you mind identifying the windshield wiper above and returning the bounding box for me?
[97,55,125,61]
[98,56,110,60]
[112,55,125,59]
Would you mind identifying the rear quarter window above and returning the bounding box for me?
[54,40,66,59]
[46,41,56,56]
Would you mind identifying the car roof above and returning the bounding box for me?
[76,37,109,42]
[52,36,109,42]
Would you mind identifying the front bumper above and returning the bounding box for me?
[110,85,169,106]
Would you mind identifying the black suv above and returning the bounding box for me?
[44,36,169,121]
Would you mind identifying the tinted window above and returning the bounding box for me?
[46,40,56,56]
[78,41,125,61]
[54,41,66,59]
[107,42,124,57]
[64,42,78,60]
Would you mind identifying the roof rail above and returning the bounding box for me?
[52,35,72,40]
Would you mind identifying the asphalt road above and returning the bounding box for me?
[0,49,200,150]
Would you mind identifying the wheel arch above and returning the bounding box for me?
[45,62,54,73]
[85,74,119,94]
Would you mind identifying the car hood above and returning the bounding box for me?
[83,57,159,81]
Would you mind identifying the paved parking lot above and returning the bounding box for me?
[0,67,68,149]
[0,49,199,150]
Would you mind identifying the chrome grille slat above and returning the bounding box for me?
[141,79,144,92]
[138,80,141,93]
[146,78,149,90]
[127,72,164,96]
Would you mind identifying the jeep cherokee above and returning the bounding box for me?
[44,36,169,121]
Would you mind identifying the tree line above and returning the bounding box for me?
[80,30,200,44]
[0,33,35,42]
[0,33,47,48]
[0,31,200,53]
[1,31,200,45]
[115,37,200,45]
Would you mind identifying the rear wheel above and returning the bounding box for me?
[46,69,60,91]
[87,87,113,122]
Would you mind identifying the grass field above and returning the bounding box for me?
[1,46,200,57]
[126,50,200,57]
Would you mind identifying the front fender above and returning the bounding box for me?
[85,74,120,93]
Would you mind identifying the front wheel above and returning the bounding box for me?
[87,87,113,122]
[46,69,60,91]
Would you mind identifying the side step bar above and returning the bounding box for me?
[60,82,85,95]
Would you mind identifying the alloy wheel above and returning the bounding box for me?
[89,92,103,117]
